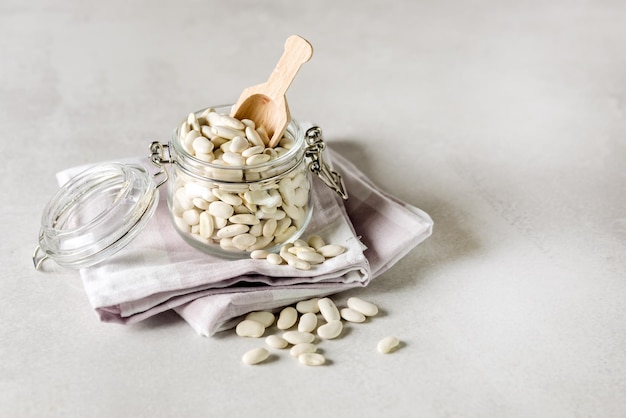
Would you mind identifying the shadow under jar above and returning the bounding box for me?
[166,105,314,258]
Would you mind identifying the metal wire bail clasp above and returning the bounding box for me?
[304,127,348,200]
[32,243,48,270]
[149,141,170,188]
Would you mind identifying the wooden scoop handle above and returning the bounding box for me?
[264,35,313,100]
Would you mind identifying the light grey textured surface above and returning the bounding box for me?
[2,1,625,417]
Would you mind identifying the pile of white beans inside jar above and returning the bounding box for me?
[161,105,317,258]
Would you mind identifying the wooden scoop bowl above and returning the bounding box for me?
[230,35,313,148]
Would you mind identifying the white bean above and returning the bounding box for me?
[288,246,313,255]
[274,217,291,236]
[280,244,294,256]
[290,343,317,358]
[242,199,257,213]
[241,119,255,129]
[208,201,234,219]
[235,319,265,338]
[246,311,275,327]
[211,125,245,140]
[192,197,210,210]
[216,224,249,239]
[183,182,206,199]
[293,188,309,207]
[192,136,214,154]
[282,204,302,222]
[292,172,307,189]
[205,110,223,127]
[295,298,320,314]
[277,307,298,330]
[244,190,279,207]
[242,145,264,158]
[259,204,277,214]
[317,244,346,258]
[279,178,295,206]
[229,214,260,225]
[262,218,277,238]
[182,209,200,226]
[279,136,294,149]
[287,258,311,271]
[377,336,400,354]
[298,312,318,333]
[250,249,269,260]
[347,297,379,317]
[265,335,288,349]
[249,223,262,237]
[199,212,214,238]
[256,126,270,145]
[266,253,283,265]
[298,352,325,366]
[211,135,228,147]
[279,250,298,264]
[175,188,194,210]
[232,233,256,249]
[213,189,243,206]
[230,135,249,153]
[246,154,271,165]
[317,320,343,340]
[219,140,231,152]
[245,126,264,147]
[263,147,277,159]
[242,347,269,365]
[214,216,228,229]
[216,114,245,130]
[256,209,286,221]
[196,152,215,163]
[234,204,251,215]
[201,125,216,139]
[340,308,366,323]
[219,237,236,250]
[296,250,325,264]
[222,152,245,166]
[282,331,315,345]
[187,112,200,131]
[247,235,273,251]
[318,298,340,322]
[200,107,215,118]
[180,121,190,139]
[200,188,218,202]
[184,130,201,153]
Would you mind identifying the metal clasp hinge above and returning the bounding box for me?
[149,141,170,188]
[32,244,48,271]
[304,127,348,200]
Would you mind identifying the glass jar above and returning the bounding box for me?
[34,104,347,269]
[151,105,347,259]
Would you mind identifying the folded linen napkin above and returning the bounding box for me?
[56,146,433,335]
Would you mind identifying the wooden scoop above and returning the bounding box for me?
[230,35,313,148]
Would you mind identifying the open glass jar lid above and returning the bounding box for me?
[33,162,159,270]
